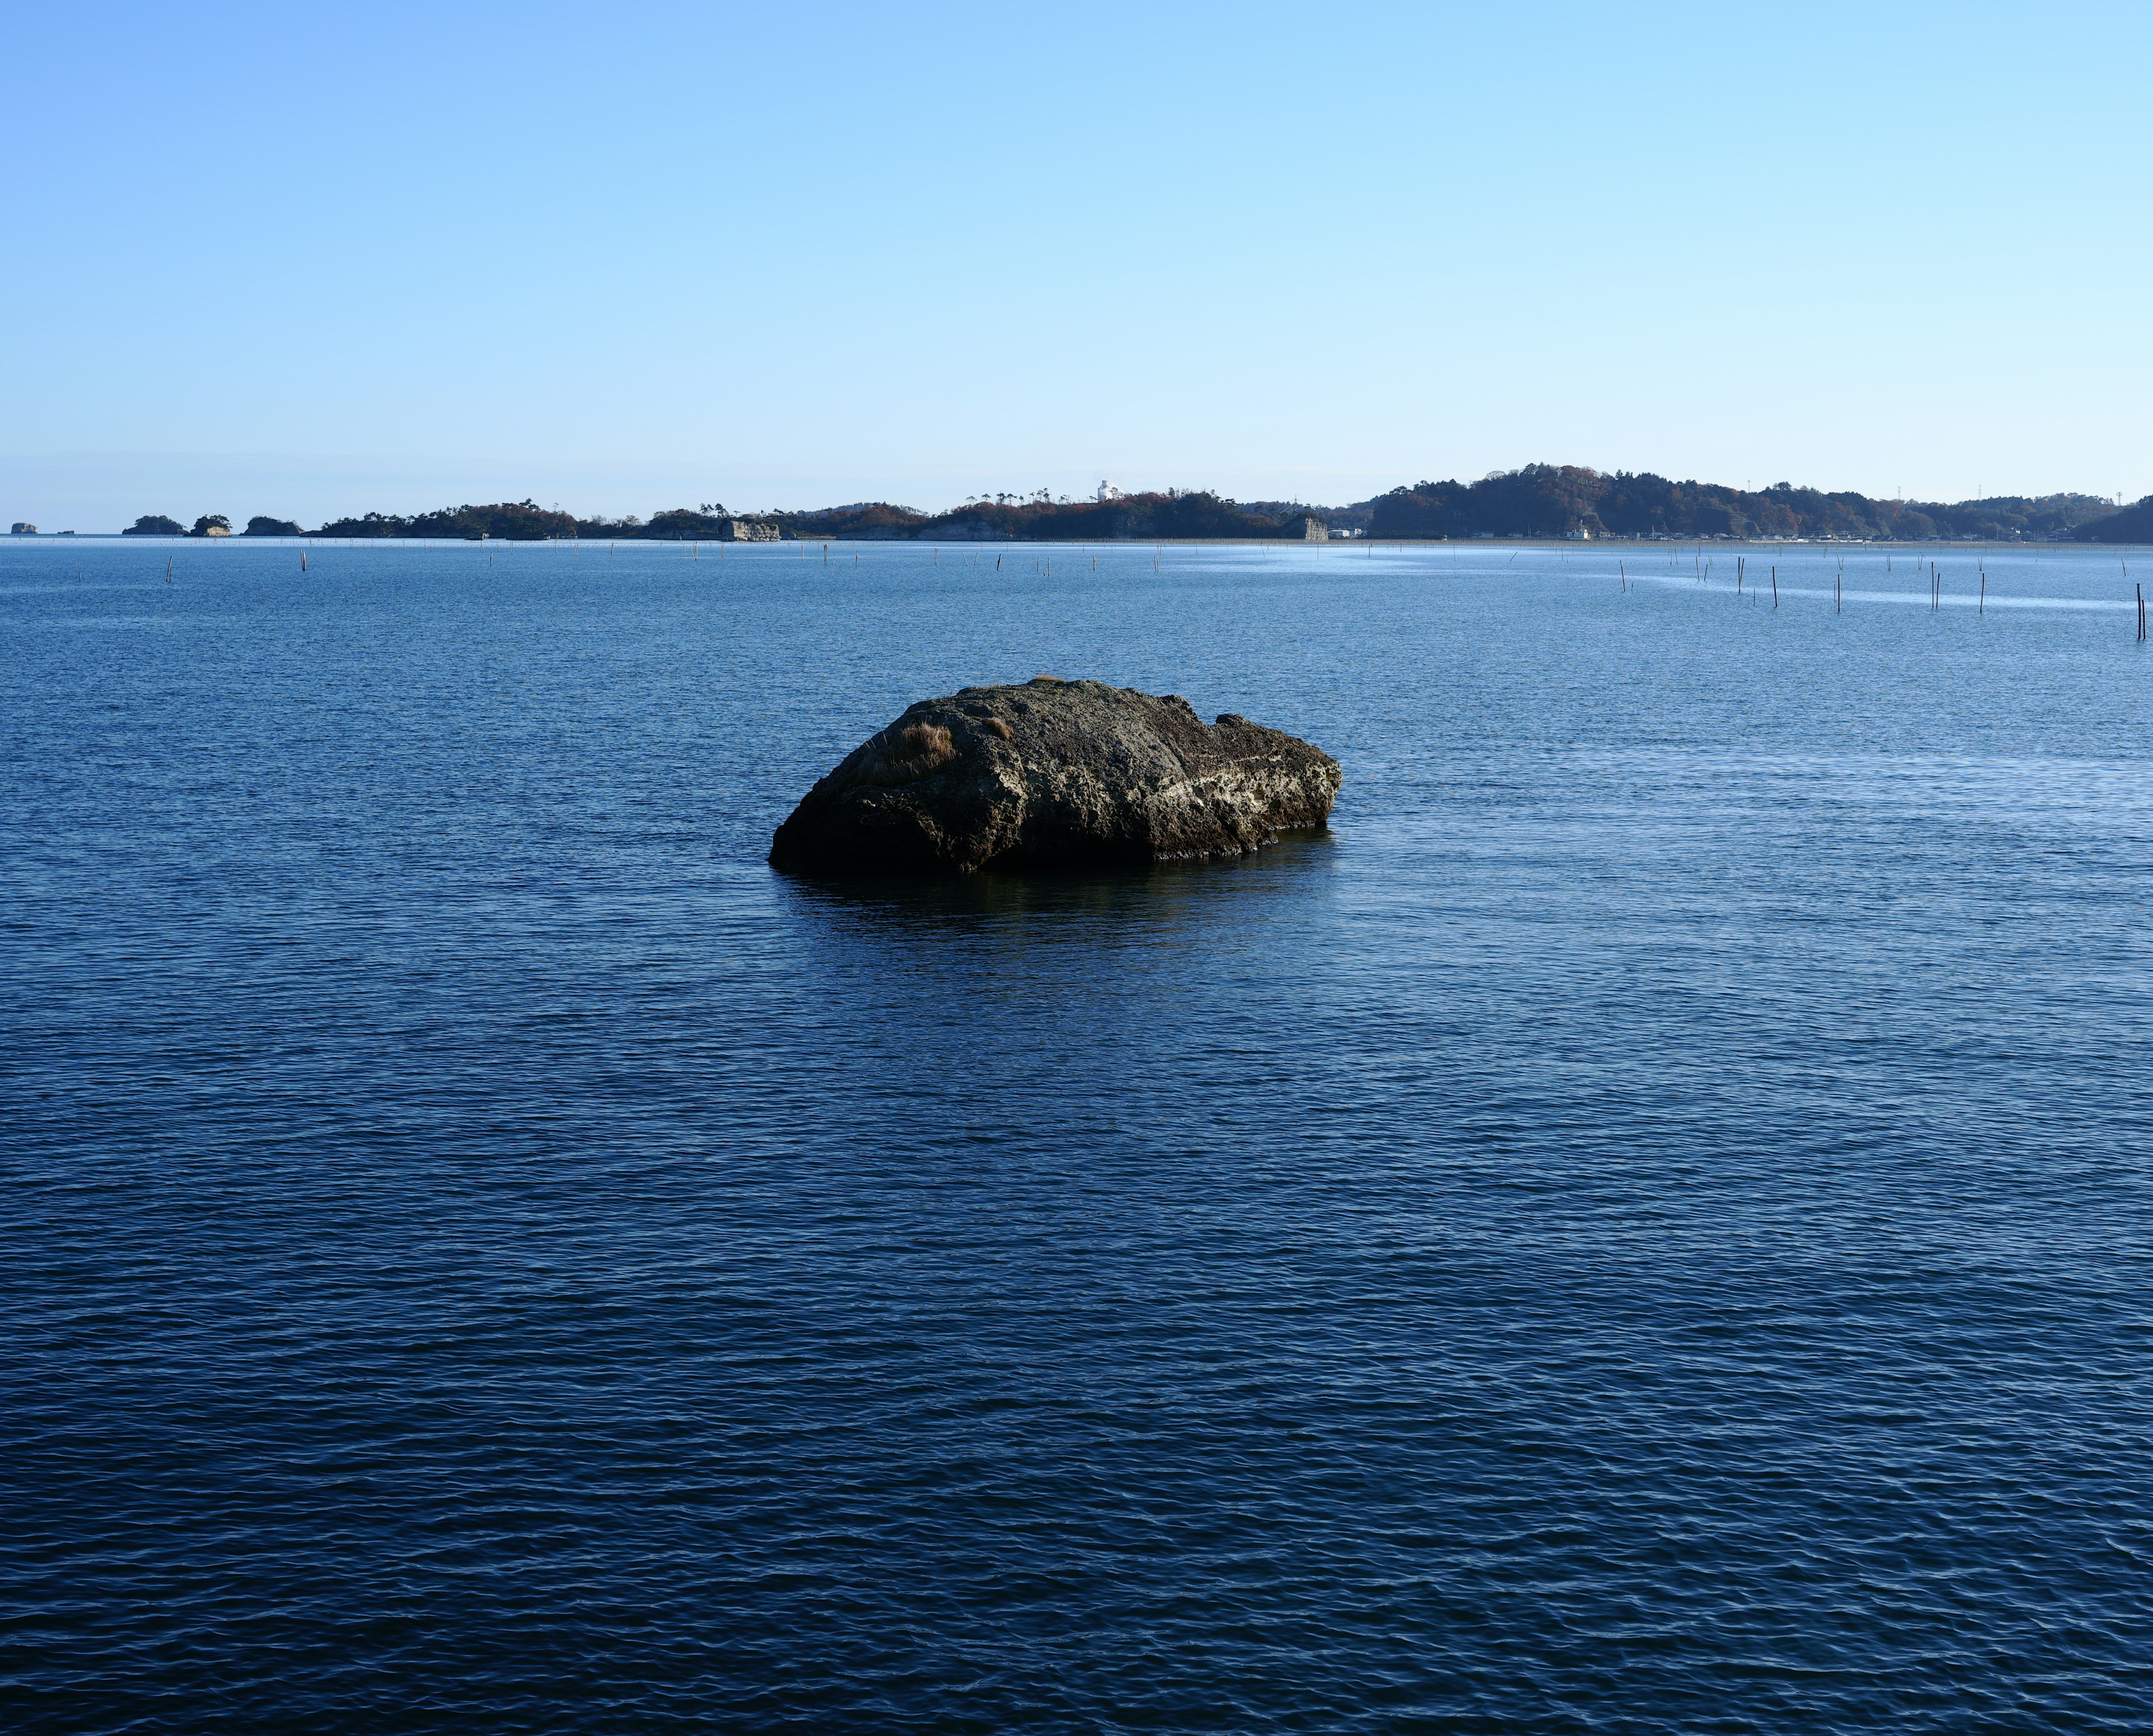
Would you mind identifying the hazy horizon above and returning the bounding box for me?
[4,450,2139,539]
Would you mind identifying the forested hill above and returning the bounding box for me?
[779,491,1309,543]
[2072,497,2153,543]
[287,492,1320,543]
[138,473,2148,543]
[1364,466,2127,543]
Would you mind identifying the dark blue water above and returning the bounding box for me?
[6,536,2151,1732]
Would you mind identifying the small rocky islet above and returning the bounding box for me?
[769,677,1341,876]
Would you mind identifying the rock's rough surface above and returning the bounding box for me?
[770,678,1341,876]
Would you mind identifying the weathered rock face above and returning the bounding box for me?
[769,678,1341,876]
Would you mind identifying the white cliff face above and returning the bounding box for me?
[770,678,1341,876]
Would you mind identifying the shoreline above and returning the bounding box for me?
[13,534,2144,550]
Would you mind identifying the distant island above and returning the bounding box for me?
[113,467,2150,544]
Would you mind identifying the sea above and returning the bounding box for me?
[3,534,2150,1733]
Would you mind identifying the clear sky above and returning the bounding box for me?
[3,1,2147,529]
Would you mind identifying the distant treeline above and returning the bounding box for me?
[2075,496,2153,544]
[1365,466,2128,543]
[782,492,1327,543]
[117,493,1329,543]
[120,471,2152,543]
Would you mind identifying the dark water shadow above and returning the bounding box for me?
[759,830,1344,1049]
[769,828,1339,934]
[764,831,1345,1003]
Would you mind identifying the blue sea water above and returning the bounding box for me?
[3,535,2151,1733]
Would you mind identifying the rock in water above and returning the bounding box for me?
[769,678,1341,876]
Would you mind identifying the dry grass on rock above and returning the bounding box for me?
[849,721,958,786]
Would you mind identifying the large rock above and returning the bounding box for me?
[769,678,1341,876]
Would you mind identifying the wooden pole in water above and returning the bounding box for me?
[2140,582,2146,642]
[1620,560,1626,592]
[1772,566,1778,608]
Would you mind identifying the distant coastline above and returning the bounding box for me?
[40,465,2152,545]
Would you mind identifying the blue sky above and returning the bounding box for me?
[3,1,2146,527]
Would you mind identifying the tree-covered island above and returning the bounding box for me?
[118,470,2147,543]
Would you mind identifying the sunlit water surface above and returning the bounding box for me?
[4,536,2151,1732]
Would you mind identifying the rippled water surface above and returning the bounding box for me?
[5,536,2151,1732]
